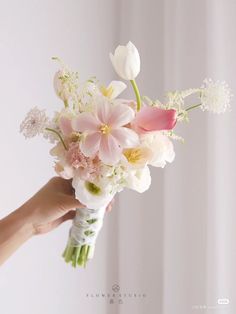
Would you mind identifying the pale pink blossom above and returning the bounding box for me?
[132,105,177,134]
[66,142,101,180]
[72,101,139,165]
[59,116,73,136]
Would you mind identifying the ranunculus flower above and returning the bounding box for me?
[132,106,177,134]
[72,100,139,165]
[141,132,175,168]
[109,41,140,80]
[126,165,151,193]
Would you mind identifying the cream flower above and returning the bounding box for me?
[141,132,175,168]
[126,165,151,193]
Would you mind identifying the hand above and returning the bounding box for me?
[22,177,114,235]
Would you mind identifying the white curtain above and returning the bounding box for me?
[0,1,235,314]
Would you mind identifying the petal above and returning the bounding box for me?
[59,116,73,136]
[80,132,101,157]
[72,112,99,132]
[111,127,139,148]
[99,135,122,165]
[107,80,127,99]
[108,104,135,127]
[96,99,112,124]
[133,106,177,133]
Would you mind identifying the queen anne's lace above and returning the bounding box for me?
[20,107,48,138]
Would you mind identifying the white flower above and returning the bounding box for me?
[141,132,175,168]
[200,78,233,114]
[20,107,48,138]
[109,41,140,80]
[72,176,115,209]
[126,165,151,193]
[100,80,127,99]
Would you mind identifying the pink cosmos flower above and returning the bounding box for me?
[132,106,177,134]
[59,116,73,136]
[72,101,139,165]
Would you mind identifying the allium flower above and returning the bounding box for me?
[110,41,140,80]
[200,78,233,114]
[20,107,48,138]
[72,100,139,165]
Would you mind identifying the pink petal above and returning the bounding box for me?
[59,116,73,136]
[80,132,101,157]
[72,113,99,132]
[108,104,135,127]
[99,135,122,165]
[96,99,112,124]
[132,106,177,133]
[111,127,139,148]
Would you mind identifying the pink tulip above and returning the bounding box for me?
[72,101,139,165]
[132,106,177,133]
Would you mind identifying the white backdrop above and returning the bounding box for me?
[0,1,235,314]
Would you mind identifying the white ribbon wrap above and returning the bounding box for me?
[69,207,106,258]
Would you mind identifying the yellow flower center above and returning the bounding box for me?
[124,147,152,165]
[100,124,111,135]
[124,148,143,164]
[100,85,114,99]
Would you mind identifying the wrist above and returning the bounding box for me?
[13,203,36,238]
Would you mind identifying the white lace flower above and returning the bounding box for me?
[200,78,233,114]
[20,107,48,138]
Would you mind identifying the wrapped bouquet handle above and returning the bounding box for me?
[20,41,232,268]
[63,206,106,267]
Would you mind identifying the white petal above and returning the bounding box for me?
[126,166,151,193]
[107,80,127,99]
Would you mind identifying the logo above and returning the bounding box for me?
[112,284,120,293]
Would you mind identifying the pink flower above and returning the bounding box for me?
[59,116,73,136]
[132,106,177,134]
[66,143,101,180]
[72,101,139,165]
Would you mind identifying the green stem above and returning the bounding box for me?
[130,79,142,112]
[45,128,68,150]
[185,103,201,111]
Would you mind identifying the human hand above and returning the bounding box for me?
[21,177,114,235]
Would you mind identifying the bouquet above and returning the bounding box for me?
[20,41,232,268]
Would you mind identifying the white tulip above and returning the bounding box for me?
[109,41,140,80]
